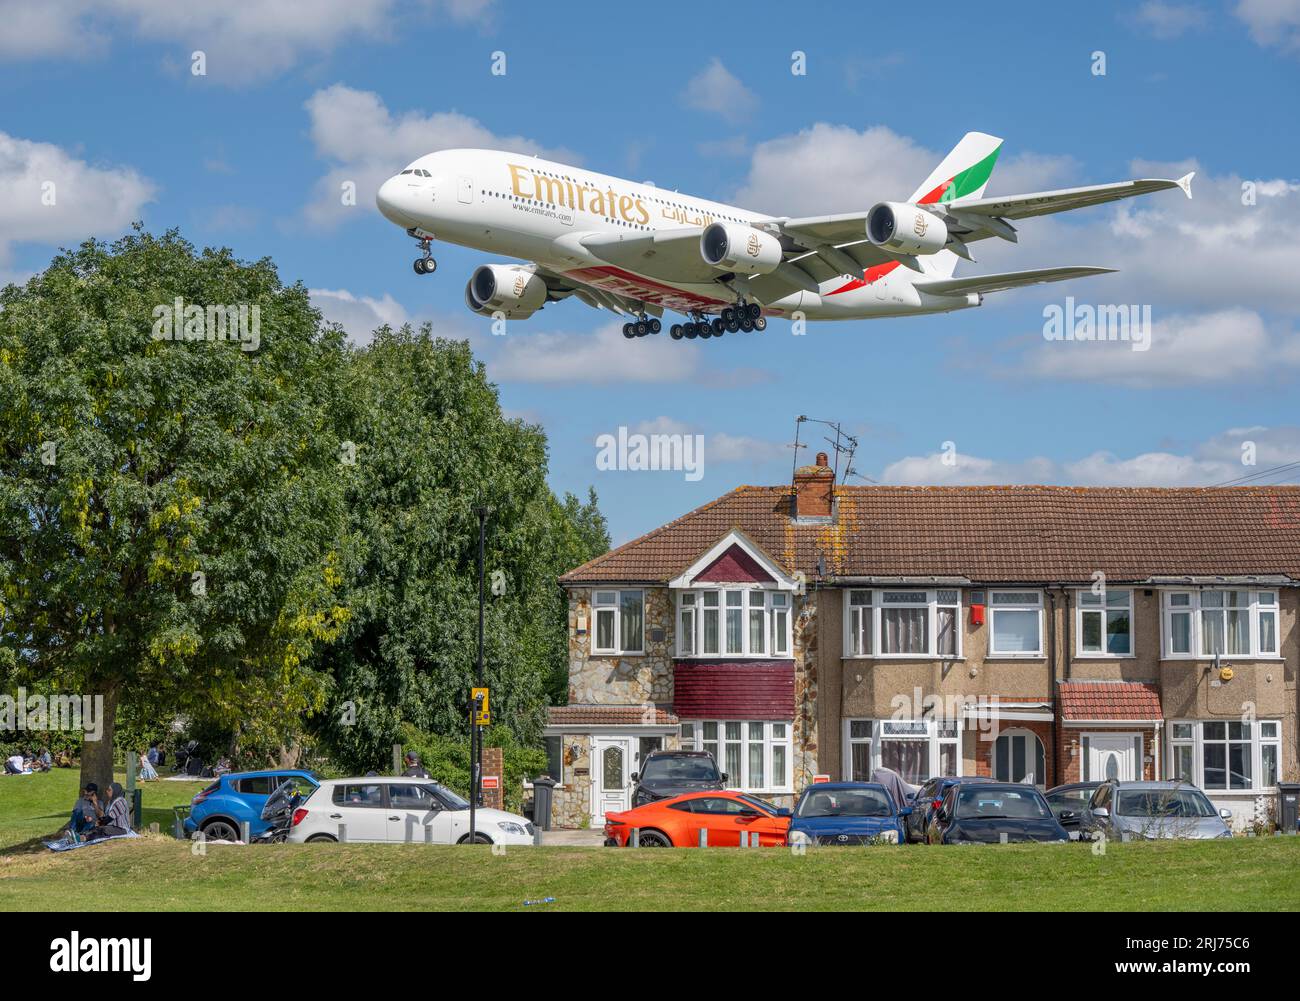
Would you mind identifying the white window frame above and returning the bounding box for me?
[988,590,1044,658]
[1166,719,1282,792]
[590,588,645,656]
[1075,587,1135,658]
[991,727,1047,787]
[1160,590,1283,660]
[680,720,793,793]
[840,718,962,783]
[842,588,963,660]
[674,587,792,659]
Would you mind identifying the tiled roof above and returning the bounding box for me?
[1059,682,1163,721]
[546,705,678,727]
[560,485,1300,584]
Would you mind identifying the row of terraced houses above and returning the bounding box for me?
[543,453,1299,831]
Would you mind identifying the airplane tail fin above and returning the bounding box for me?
[907,131,1003,279]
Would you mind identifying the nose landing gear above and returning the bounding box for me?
[412,234,436,275]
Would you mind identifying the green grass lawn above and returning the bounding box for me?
[3,768,1299,911]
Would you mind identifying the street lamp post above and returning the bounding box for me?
[469,504,487,843]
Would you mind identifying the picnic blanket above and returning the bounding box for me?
[43,830,141,852]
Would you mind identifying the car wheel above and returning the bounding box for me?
[636,829,672,848]
[457,832,493,845]
[305,833,337,843]
[201,819,241,842]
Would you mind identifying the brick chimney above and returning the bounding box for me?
[793,451,835,518]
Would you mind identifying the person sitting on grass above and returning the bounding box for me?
[33,747,52,772]
[69,784,100,838]
[138,749,159,781]
[87,782,131,840]
[4,752,26,774]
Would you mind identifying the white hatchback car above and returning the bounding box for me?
[287,776,536,846]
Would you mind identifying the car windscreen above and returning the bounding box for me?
[640,756,720,783]
[954,787,1051,820]
[798,789,892,818]
[737,794,779,815]
[1116,789,1215,818]
[431,783,470,810]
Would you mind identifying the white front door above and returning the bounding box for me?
[1088,734,1138,782]
[592,737,633,823]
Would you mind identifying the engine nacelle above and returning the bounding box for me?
[866,202,948,256]
[700,222,783,275]
[466,264,547,318]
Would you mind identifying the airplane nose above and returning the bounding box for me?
[376,176,410,225]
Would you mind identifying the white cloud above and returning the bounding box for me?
[310,287,409,345]
[681,59,758,123]
[0,130,155,265]
[628,418,788,466]
[1131,1,1211,39]
[1234,0,1300,53]
[489,322,701,385]
[302,83,575,227]
[1019,307,1300,387]
[733,123,1074,216]
[880,425,1300,487]
[0,1,494,78]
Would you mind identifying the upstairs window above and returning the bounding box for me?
[676,588,792,658]
[846,589,961,658]
[1078,588,1133,656]
[591,589,644,655]
[1162,590,1280,658]
[989,591,1043,656]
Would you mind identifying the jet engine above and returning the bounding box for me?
[700,222,783,275]
[465,264,547,318]
[866,202,949,256]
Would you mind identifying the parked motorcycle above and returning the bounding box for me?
[253,779,304,844]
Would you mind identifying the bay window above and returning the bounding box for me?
[681,720,791,792]
[844,589,962,658]
[1077,588,1133,656]
[1161,590,1281,658]
[592,589,644,655]
[842,718,961,784]
[1167,719,1281,791]
[676,588,792,658]
[989,591,1043,656]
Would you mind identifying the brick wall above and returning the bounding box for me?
[482,746,504,810]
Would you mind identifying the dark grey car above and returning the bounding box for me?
[630,749,725,808]
[1078,780,1233,841]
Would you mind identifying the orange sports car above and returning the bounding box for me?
[604,790,792,847]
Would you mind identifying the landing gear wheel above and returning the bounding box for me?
[649,317,662,334]
[740,316,755,333]
[712,317,726,337]
[748,302,762,320]
[753,316,767,331]
[622,323,635,339]
[726,317,740,333]
[699,323,713,339]
[721,307,734,325]
[684,323,699,339]
[634,320,648,337]
[670,324,684,340]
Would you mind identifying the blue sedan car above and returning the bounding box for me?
[184,769,318,841]
[787,782,911,846]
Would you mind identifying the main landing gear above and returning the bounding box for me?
[411,234,436,275]
[622,313,662,338]
[668,304,767,341]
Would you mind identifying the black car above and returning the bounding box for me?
[631,749,726,807]
[926,782,1070,844]
[1044,781,1101,839]
[904,776,999,843]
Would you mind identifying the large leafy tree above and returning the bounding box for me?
[313,326,609,771]
[0,228,355,790]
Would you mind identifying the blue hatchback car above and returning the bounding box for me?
[787,782,911,846]
[184,770,318,841]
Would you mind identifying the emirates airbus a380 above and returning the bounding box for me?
[375,131,1192,341]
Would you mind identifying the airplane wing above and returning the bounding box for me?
[944,173,1194,222]
[578,228,718,283]
[913,266,1116,297]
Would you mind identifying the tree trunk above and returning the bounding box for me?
[79,684,120,793]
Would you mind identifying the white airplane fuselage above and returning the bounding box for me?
[375,148,979,322]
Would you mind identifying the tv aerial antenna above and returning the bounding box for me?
[790,416,874,485]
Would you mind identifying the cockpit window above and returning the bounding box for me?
[400,169,413,174]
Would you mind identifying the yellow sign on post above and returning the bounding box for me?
[472,686,491,727]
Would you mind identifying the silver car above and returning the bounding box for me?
[1079,780,1233,841]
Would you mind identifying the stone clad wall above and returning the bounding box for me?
[550,734,591,829]
[567,586,675,709]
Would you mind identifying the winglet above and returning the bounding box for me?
[1177,171,1195,199]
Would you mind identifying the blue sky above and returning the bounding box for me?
[2,0,1298,544]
